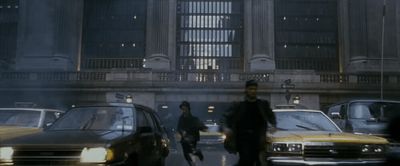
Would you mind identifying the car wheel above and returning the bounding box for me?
[161,147,169,157]
[124,155,138,166]
[154,157,165,166]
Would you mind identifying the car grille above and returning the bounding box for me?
[11,147,82,165]
[304,144,361,158]
[199,135,223,144]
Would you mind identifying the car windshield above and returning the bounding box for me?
[0,110,41,127]
[48,107,136,131]
[349,102,400,120]
[275,111,340,132]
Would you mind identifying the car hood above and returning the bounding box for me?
[200,131,223,136]
[268,131,388,144]
[0,126,41,141]
[1,130,132,146]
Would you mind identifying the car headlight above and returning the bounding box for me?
[272,143,302,153]
[80,147,113,163]
[361,144,385,153]
[161,138,169,148]
[221,134,227,140]
[0,147,14,162]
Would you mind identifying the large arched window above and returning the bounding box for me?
[177,0,243,71]
[81,0,147,69]
[275,0,339,71]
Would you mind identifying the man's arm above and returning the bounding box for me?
[264,100,277,127]
[220,102,239,133]
[220,102,238,128]
[177,117,184,135]
[196,117,208,131]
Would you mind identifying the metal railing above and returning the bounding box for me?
[0,71,398,85]
[276,58,339,72]
[0,72,31,80]
[0,72,108,81]
[177,57,243,71]
[154,71,270,83]
[357,74,389,85]
[82,58,144,69]
[319,73,349,83]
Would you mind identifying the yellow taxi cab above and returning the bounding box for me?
[265,109,388,166]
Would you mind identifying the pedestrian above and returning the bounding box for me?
[385,109,400,166]
[177,101,208,166]
[221,80,277,166]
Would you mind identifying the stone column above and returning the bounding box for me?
[345,0,399,72]
[243,0,252,71]
[15,0,83,71]
[337,0,350,73]
[249,0,275,72]
[144,0,173,71]
[168,0,177,71]
[397,0,400,64]
[382,0,399,73]
[345,0,368,72]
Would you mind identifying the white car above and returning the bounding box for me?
[0,108,64,140]
[199,123,226,145]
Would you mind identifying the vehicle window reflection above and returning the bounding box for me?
[275,111,339,132]
[49,107,135,131]
[349,102,400,120]
[0,110,40,127]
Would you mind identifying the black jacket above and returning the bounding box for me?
[177,115,207,142]
[221,99,276,150]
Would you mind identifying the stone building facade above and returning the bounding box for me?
[1,0,400,118]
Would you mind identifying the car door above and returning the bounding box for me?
[328,104,347,131]
[143,111,166,160]
[147,111,169,157]
[42,111,63,128]
[136,109,158,165]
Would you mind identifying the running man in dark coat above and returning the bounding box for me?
[222,80,277,166]
[177,101,208,166]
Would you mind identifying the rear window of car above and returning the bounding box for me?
[48,107,136,131]
[0,110,41,127]
[349,101,400,120]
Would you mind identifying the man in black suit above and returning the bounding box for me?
[222,80,277,166]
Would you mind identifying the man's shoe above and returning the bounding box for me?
[195,150,204,161]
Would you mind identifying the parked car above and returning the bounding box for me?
[0,108,64,140]
[274,104,307,109]
[198,122,225,146]
[0,103,169,166]
[326,99,400,137]
[265,109,388,166]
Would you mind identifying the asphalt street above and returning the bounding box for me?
[166,144,238,166]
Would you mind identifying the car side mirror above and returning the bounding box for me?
[330,112,342,119]
[45,122,53,127]
[138,126,153,134]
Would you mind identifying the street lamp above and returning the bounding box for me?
[293,95,300,104]
[208,105,215,113]
[281,79,295,104]
[125,95,133,103]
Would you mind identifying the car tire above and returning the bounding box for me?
[161,147,169,157]
[124,154,138,166]
[154,157,165,166]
